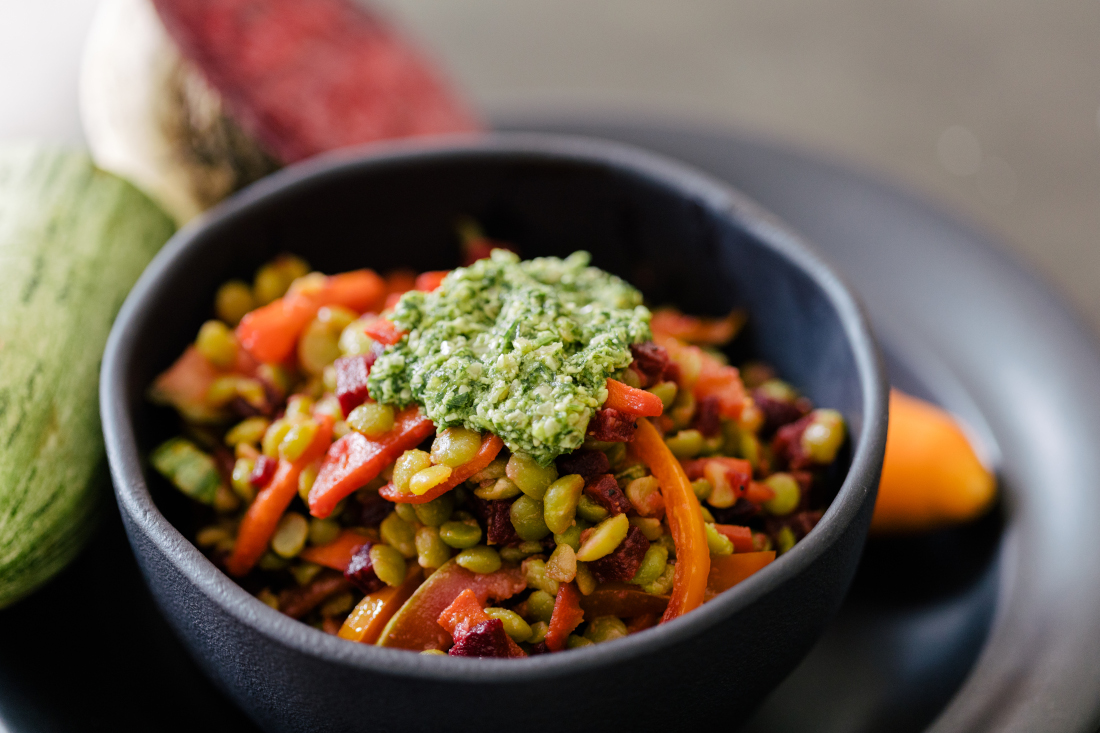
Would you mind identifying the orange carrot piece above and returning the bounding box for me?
[226,415,334,577]
[546,582,585,652]
[604,378,664,417]
[705,551,775,599]
[379,433,503,504]
[338,565,422,644]
[633,418,709,623]
[236,269,385,363]
[299,529,370,571]
[414,270,449,292]
[308,407,434,518]
[713,524,755,553]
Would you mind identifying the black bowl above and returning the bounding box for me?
[100,133,887,732]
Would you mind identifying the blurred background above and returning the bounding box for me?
[2,0,1099,330]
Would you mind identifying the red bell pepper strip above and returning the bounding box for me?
[308,407,434,518]
[338,565,422,644]
[379,433,503,504]
[545,582,585,652]
[299,529,371,571]
[713,524,755,553]
[225,415,334,577]
[632,418,710,623]
[236,269,386,363]
[705,551,775,599]
[577,583,670,618]
[438,589,526,657]
[603,378,664,417]
[362,317,406,346]
[743,481,776,505]
[414,270,449,292]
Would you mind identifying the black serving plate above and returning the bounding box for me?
[3,118,1099,733]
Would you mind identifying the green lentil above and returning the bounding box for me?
[339,316,377,357]
[705,523,734,556]
[284,395,315,422]
[801,409,846,464]
[258,552,289,571]
[484,608,533,643]
[278,419,319,461]
[413,493,455,527]
[231,457,256,502]
[473,477,523,500]
[408,465,453,496]
[253,255,309,305]
[290,562,322,586]
[439,519,482,549]
[576,513,629,562]
[526,590,556,624]
[576,494,609,523]
[554,521,587,552]
[523,558,560,596]
[308,517,342,546]
[740,432,762,469]
[574,562,597,595]
[456,545,502,574]
[346,403,395,437]
[642,562,676,595]
[655,533,677,559]
[380,512,417,558]
[226,417,270,447]
[669,388,696,429]
[620,367,642,388]
[196,525,230,548]
[631,545,669,586]
[392,449,433,492]
[625,475,662,516]
[528,621,549,644]
[261,418,292,459]
[469,457,508,482]
[415,526,452,569]
[776,526,797,555]
[431,427,483,468]
[256,588,280,608]
[394,501,419,524]
[764,472,801,516]
[510,495,551,541]
[546,543,578,583]
[271,512,309,558]
[647,381,678,409]
[691,478,713,501]
[370,544,408,586]
[628,516,664,541]
[603,442,627,469]
[584,616,628,644]
[215,280,255,326]
[420,649,447,656]
[320,591,355,618]
[665,429,705,459]
[543,474,585,535]
[506,454,559,500]
[614,462,647,487]
[699,505,716,523]
[297,463,318,502]
[566,635,594,649]
[195,320,238,369]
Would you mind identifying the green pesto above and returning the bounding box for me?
[368,250,651,464]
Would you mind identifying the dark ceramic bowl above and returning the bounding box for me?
[100,133,887,732]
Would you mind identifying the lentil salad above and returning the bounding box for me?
[149,232,847,657]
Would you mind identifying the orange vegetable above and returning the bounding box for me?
[338,565,422,644]
[414,270,449,292]
[604,378,664,417]
[650,307,746,345]
[236,269,385,363]
[655,334,747,419]
[873,389,996,534]
[438,589,526,657]
[362,317,406,346]
[743,481,776,505]
[712,524,755,553]
[577,583,670,618]
[299,529,370,571]
[705,551,775,600]
[379,433,504,504]
[545,582,585,652]
[308,407,434,518]
[632,418,709,623]
[225,415,334,576]
[384,269,417,296]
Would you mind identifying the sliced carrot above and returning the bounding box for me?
[338,565,422,644]
[633,418,709,623]
[712,524,755,553]
[236,269,385,363]
[604,378,664,417]
[308,407,434,518]
[299,529,370,571]
[362,317,406,346]
[437,589,525,657]
[379,433,503,504]
[414,270,449,292]
[705,551,775,600]
[225,415,334,577]
[545,582,585,652]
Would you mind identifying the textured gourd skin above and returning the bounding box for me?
[0,146,174,608]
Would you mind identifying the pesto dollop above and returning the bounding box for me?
[367,250,651,464]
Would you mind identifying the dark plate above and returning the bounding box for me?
[3,118,1099,733]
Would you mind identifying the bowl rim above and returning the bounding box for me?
[100,131,888,682]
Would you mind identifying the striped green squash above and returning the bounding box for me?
[0,145,175,608]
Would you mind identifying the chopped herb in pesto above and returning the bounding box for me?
[367,250,651,464]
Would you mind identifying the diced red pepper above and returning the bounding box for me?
[414,270,449,292]
[712,524,755,553]
[379,433,504,504]
[438,588,525,658]
[604,378,664,417]
[545,582,585,652]
[308,407,434,518]
[682,456,754,499]
[362,317,406,346]
[743,481,776,505]
[334,354,377,415]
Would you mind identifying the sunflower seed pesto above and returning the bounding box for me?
[367,250,651,464]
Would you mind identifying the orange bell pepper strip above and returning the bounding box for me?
[338,565,423,644]
[655,334,747,420]
[414,270,449,292]
[873,389,996,534]
[603,378,664,417]
[299,529,371,571]
[577,583,670,618]
[379,433,504,504]
[705,551,775,600]
[362,317,406,346]
[712,524,755,553]
[650,307,746,346]
[236,269,386,363]
[308,407,435,518]
[438,589,526,657]
[632,418,709,623]
[743,481,776,506]
[545,582,585,652]
[225,415,334,577]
